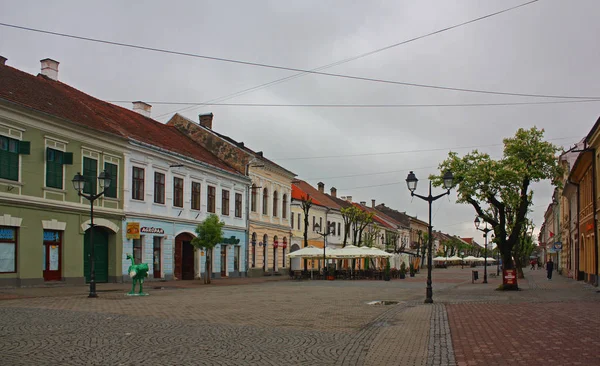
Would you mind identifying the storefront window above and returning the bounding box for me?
[0,227,17,273]
[133,237,143,265]
[234,246,240,271]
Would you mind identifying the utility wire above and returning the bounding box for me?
[273,136,579,161]
[149,0,541,118]
[111,99,600,108]
[3,4,598,101]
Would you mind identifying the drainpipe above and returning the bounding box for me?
[592,148,599,285]
[244,162,251,277]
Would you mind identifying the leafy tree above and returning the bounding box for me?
[301,194,313,272]
[362,223,381,248]
[192,214,225,284]
[434,127,562,290]
[340,206,358,247]
[354,210,374,246]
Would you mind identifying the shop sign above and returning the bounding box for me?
[503,269,517,286]
[43,231,60,242]
[554,241,562,250]
[0,228,15,240]
[586,223,594,232]
[222,236,240,245]
[140,227,164,234]
[126,222,140,240]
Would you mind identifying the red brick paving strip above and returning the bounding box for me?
[447,301,600,366]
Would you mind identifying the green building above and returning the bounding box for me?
[0,58,126,286]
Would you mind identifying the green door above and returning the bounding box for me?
[84,228,109,283]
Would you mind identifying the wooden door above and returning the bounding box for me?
[182,240,194,280]
[220,246,227,277]
[84,228,109,283]
[43,230,61,281]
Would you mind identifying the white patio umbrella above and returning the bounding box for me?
[474,257,486,262]
[286,246,323,259]
[448,255,462,261]
[486,257,496,262]
[463,255,478,262]
[433,256,449,262]
[330,245,368,258]
[362,247,393,258]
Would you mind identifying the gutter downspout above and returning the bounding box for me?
[244,162,251,277]
[592,148,599,285]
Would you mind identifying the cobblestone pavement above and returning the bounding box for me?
[1,267,598,365]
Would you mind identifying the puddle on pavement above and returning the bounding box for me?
[366,300,399,306]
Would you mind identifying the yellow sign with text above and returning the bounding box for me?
[126,222,140,240]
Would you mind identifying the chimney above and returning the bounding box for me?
[0,56,6,66]
[40,58,59,80]
[199,112,214,129]
[330,187,337,198]
[360,201,366,206]
[317,182,324,193]
[345,196,352,203]
[132,101,152,117]
[371,199,376,208]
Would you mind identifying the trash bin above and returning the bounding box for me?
[472,270,479,283]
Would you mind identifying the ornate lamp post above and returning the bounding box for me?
[314,223,331,279]
[474,217,492,284]
[405,170,453,304]
[72,170,111,298]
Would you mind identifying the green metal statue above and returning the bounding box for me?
[126,253,149,296]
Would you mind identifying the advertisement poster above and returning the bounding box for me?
[126,222,140,240]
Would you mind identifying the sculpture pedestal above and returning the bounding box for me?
[126,292,149,296]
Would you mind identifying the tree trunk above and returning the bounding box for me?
[205,251,212,284]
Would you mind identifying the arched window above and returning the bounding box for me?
[262,188,268,215]
[251,184,257,212]
[282,194,287,219]
[282,237,288,268]
[273,191,278,217]
[251,232,257,268]
[273,235,278,271]
[262,234,268,271]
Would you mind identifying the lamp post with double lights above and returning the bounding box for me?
[314,222,332,279]
[474,217,492,284]
[72,170,112,298]
[405,170,454,304]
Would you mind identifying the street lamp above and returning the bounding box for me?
[405,170,453,304]
[474,217,492,284]
[313,222,331,279]
[72,170,111,298]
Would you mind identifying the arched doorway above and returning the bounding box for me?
[175,232,195,280]
[273,235,279,272]
[84,228,109,283]
[262,234,268,271]
[290,243,301,271]
[251,232,257,268]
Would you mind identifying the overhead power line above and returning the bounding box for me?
[151,0,541,118]
[3,4,598,101]
[273,136,579,161]
[111,99,600,108]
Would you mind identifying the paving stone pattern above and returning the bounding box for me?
[427,304,455,366]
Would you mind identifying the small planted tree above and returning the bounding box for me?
[192,214,225,284]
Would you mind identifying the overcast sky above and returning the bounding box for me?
[2,0,599,243]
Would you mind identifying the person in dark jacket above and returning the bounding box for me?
[546,258,554,280]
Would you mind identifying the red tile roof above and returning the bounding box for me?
[0,63,239,175]
[352,203,396,230]
[291,180,344,209]
[291,183,324,206]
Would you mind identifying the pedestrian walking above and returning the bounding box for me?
[530,259,536,270]
[546,258,554,280]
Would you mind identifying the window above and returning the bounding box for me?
[222,189,230,215]
[83,157,98,195]
[312,216,315,231]
[328,221,332,235]
[104,162,117,198]
[234,246,240,271]
[262,188,268,215]
[282,194,287,219]
[0,227,17,273]
[251,184,257,212]
[154,172,165,204]
[291,213,294,229]
[282,238,287,267]
[174,177,184,207]
[298,214,301,231]
[46,148,64,189]
[191,182,201,210]
[0,136,25,181]
[132,167,145,200]
[338,222,341,237]
[273,191,278,217]
[235,193,242,218]
[133,237,143,265]
[207,185,216,213]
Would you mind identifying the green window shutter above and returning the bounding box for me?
[0,149,18,181]
[18,141,30,155]
[104,162,118,198]
[63,152,73,165]
[83,157,97,195]
[46,148,64,189]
